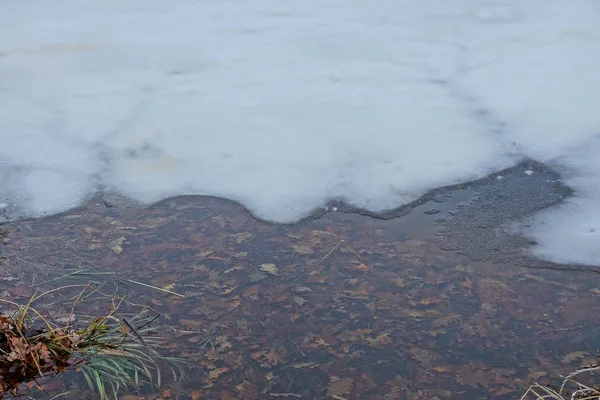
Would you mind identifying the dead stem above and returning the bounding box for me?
[521,361,600,400]
[124,279,184,297]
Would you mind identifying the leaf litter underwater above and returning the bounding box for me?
[1,161,600,399]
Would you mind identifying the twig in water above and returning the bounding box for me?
[125,279,184,297]
[123,318,147,345]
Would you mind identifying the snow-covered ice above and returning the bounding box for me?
[0,0,599,265]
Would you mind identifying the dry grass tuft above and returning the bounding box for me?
[521,358,600,400]
[0,284,191,399]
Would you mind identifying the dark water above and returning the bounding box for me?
[1,165,599,399]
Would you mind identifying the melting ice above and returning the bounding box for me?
[0,0,599,265]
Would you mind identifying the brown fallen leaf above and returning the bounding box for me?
[393,278,405,288]
[179,319,203,330]
[327,376,353,398]
[243,285,260,297]
[35,343,52,364]
[235,381,261,400]
[189,390,206,400]
[291,244,314,255]
[412,297,442,306]
[207,367,229,381]
[367,333,393,347]
[219,391,237,400]
[215,336,233,351]
[349,263,370,272]
[233,232,252,243]
[261,350,287,367]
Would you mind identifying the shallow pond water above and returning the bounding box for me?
[1,192,599,399]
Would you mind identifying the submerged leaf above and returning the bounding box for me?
[259,263,279,275]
